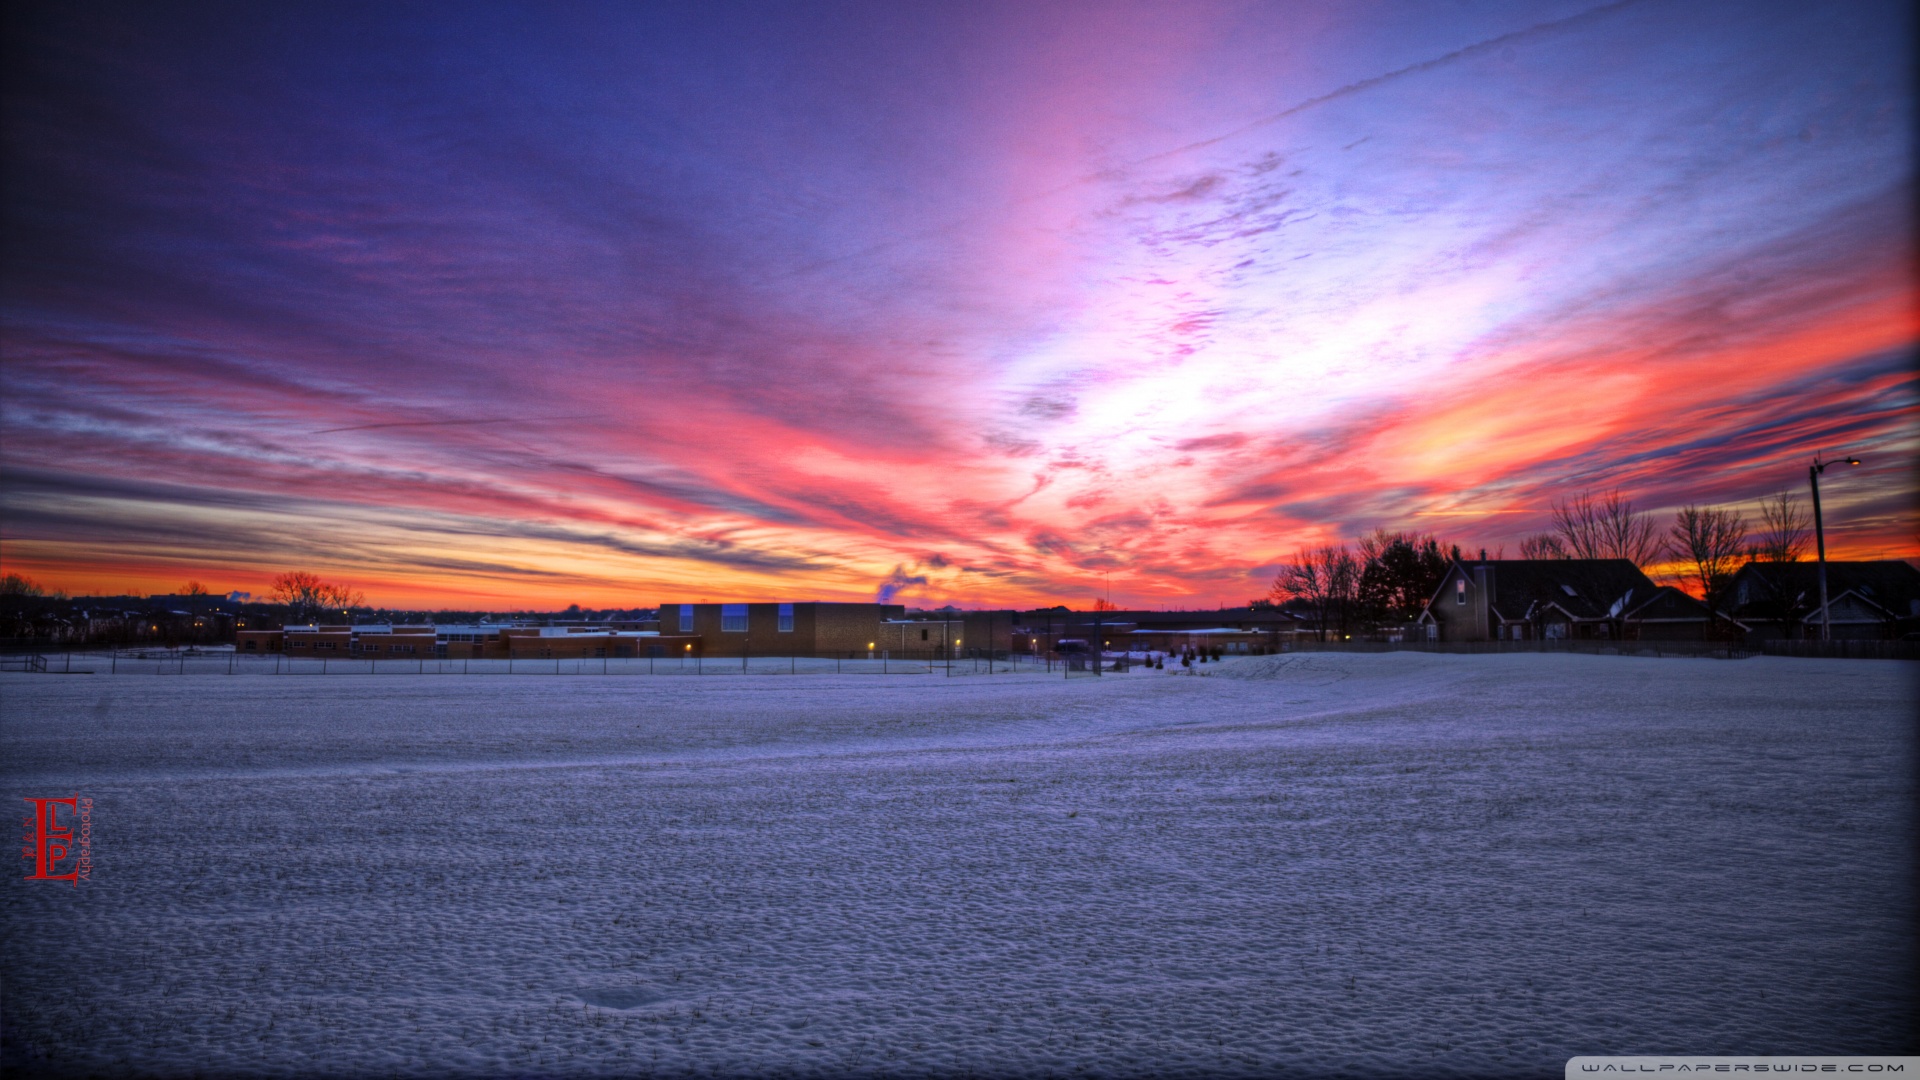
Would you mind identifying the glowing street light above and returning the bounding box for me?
[1809,454,1861,642]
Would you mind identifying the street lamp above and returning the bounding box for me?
[1809,454,1861,642]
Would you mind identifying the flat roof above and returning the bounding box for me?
[1121,622,1259,630]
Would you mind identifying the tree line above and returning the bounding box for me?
[0,567,665,647]
[1270,488,1814,639]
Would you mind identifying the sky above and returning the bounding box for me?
[2,0,1913,609]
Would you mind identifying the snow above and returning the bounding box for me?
[3,653,1913,1077]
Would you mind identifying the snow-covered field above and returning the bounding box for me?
[3,653,1913,1077]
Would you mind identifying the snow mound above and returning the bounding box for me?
[1214,650,1455,682]
[576,987,675,1010]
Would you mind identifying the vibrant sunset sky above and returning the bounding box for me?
[2,1,1913,608]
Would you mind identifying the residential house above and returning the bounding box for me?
[1419,559,1725,642]
[1724,560,1920,640]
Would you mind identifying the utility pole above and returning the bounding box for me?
[1809,454,1860,642]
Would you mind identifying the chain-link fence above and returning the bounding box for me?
[0,646,1176,677]
[1278,638,1919,660]
[4,638,1909,677]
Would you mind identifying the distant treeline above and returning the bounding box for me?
[0,572,657,647]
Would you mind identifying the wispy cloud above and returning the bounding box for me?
[2,0,1911,605]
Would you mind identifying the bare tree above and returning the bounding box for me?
[1551,489,1661,567]
[1518,533,1568,559]
[178,579,212,616]
[1,573,47,597]
[1667,506,1747,632]
[1550,492,1605,558]
[1271,543,1360,641]
[1597,490,1662,567]
[269,571,365,624]
[1271,551,1325,640]
[1322,544,1362,641]
[1750,490,1811,563]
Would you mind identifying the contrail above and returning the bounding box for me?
[778,0,1646,279]
[1127,0,1646,168]
[310,415,599,435]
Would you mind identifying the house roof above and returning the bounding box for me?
[1794,588,1900,624]
[1729,560,1920,615]
[1125,627,1259,635]
[1621,585,1717,622]
[1442,559,1660,622]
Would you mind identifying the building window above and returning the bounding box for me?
[1456,579,1467,605]
[778,603,793,633]
[920,628,928,641]
[679,605,693,633]
[722,603,748,632]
